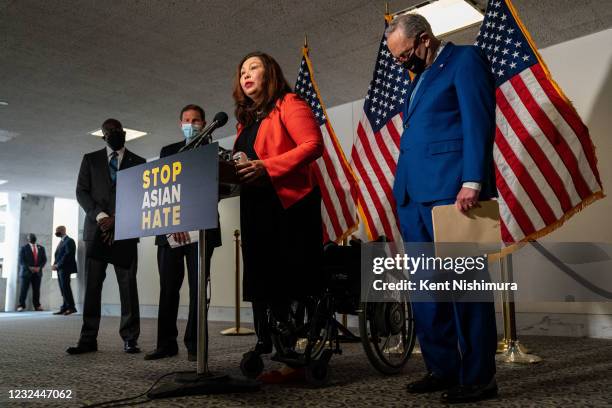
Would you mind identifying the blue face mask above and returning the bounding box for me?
[181,123,202,140]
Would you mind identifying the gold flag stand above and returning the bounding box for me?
[495,254,541,364]
[221,230,255,336]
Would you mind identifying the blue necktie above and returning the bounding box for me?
[109,152,118,183]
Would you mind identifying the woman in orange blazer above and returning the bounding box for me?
[232,51,324,382]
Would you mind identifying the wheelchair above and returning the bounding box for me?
[240,238,416,386]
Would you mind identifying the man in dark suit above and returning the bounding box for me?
[387,14,498,404]
[17,233,47,311]
[51,225,77,315]
[67,118,146,355]
[144,104,222,361]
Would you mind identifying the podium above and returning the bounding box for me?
[115,143,259,398]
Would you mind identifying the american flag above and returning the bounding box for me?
[349,19,410,243]
[295,46,359,243]
[477,0,603,245]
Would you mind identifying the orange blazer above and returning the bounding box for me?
[234,93,323,209]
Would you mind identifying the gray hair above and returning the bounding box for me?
[385,13,432,39]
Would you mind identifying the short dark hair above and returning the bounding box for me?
[180,104,205,121]
[101,118,123,135]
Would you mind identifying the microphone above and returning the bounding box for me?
[180,112,229,152]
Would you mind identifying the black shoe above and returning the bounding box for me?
[66,343,97,355]
[53,310,66,315]
[124,340,141,354]
[144,347,178,360]
[441,381,498,404]
[407,373,455,394]
[63,308,77,315]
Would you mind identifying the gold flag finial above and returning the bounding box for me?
[304,33,308,48]
[384,2,393,23]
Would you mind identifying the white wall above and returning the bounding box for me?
[97,29,612,337]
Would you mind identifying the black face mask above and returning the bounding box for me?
[55,232,62,238]
[104,129,126,151]
[28,235,36,244]
[402,34,428,75]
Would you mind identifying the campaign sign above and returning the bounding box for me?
[115,143,219,240]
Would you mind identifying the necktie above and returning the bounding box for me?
[32,245,38,266]
[109,152,118,183]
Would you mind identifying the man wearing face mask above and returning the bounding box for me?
[386,14,497,404]
[145,104,222,361]
[17,233,47,312]
[51,226,78,315]
[68,118,146,355]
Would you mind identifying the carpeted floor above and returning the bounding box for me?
[0,312,611,407]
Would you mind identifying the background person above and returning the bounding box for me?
[232,51,324,382]
[51,225,78,315]
[17,233,47,312]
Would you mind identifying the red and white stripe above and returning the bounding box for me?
[350,112,403,243]
[494,63,602,243]
[313,120,359,243]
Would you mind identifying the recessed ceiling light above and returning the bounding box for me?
[395,0,484,37]
[0,101,8,106]
[90,128,148,142]
[0,180,7,185]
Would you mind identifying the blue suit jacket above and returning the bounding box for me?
[393,43,496,206]
[54,236,78,274]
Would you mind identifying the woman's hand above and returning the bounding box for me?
[236,160,268,183]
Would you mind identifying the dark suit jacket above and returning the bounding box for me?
[54,236,77,274]
[154,140,222,248]
[18,243,47,277]
[76,148,146,265]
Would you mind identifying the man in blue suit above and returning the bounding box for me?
[387,14,498,403]
[52,225,78,315]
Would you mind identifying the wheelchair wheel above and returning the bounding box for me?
[240,351,264,379]
[359,295,415,375]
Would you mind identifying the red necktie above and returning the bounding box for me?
[32,245,38,266]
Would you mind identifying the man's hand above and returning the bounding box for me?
[31,266,40,273]
[52,264,57,271]
[236,160,268,184]
[171,232,191,245]
[455,187,481,214]
[98,216,115,232]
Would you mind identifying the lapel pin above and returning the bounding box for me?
[439,63,444,68]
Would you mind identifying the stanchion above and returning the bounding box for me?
[495,254,541,364]
[221,230,255,336]
[496,270,509,354]
[148,230,260,398]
